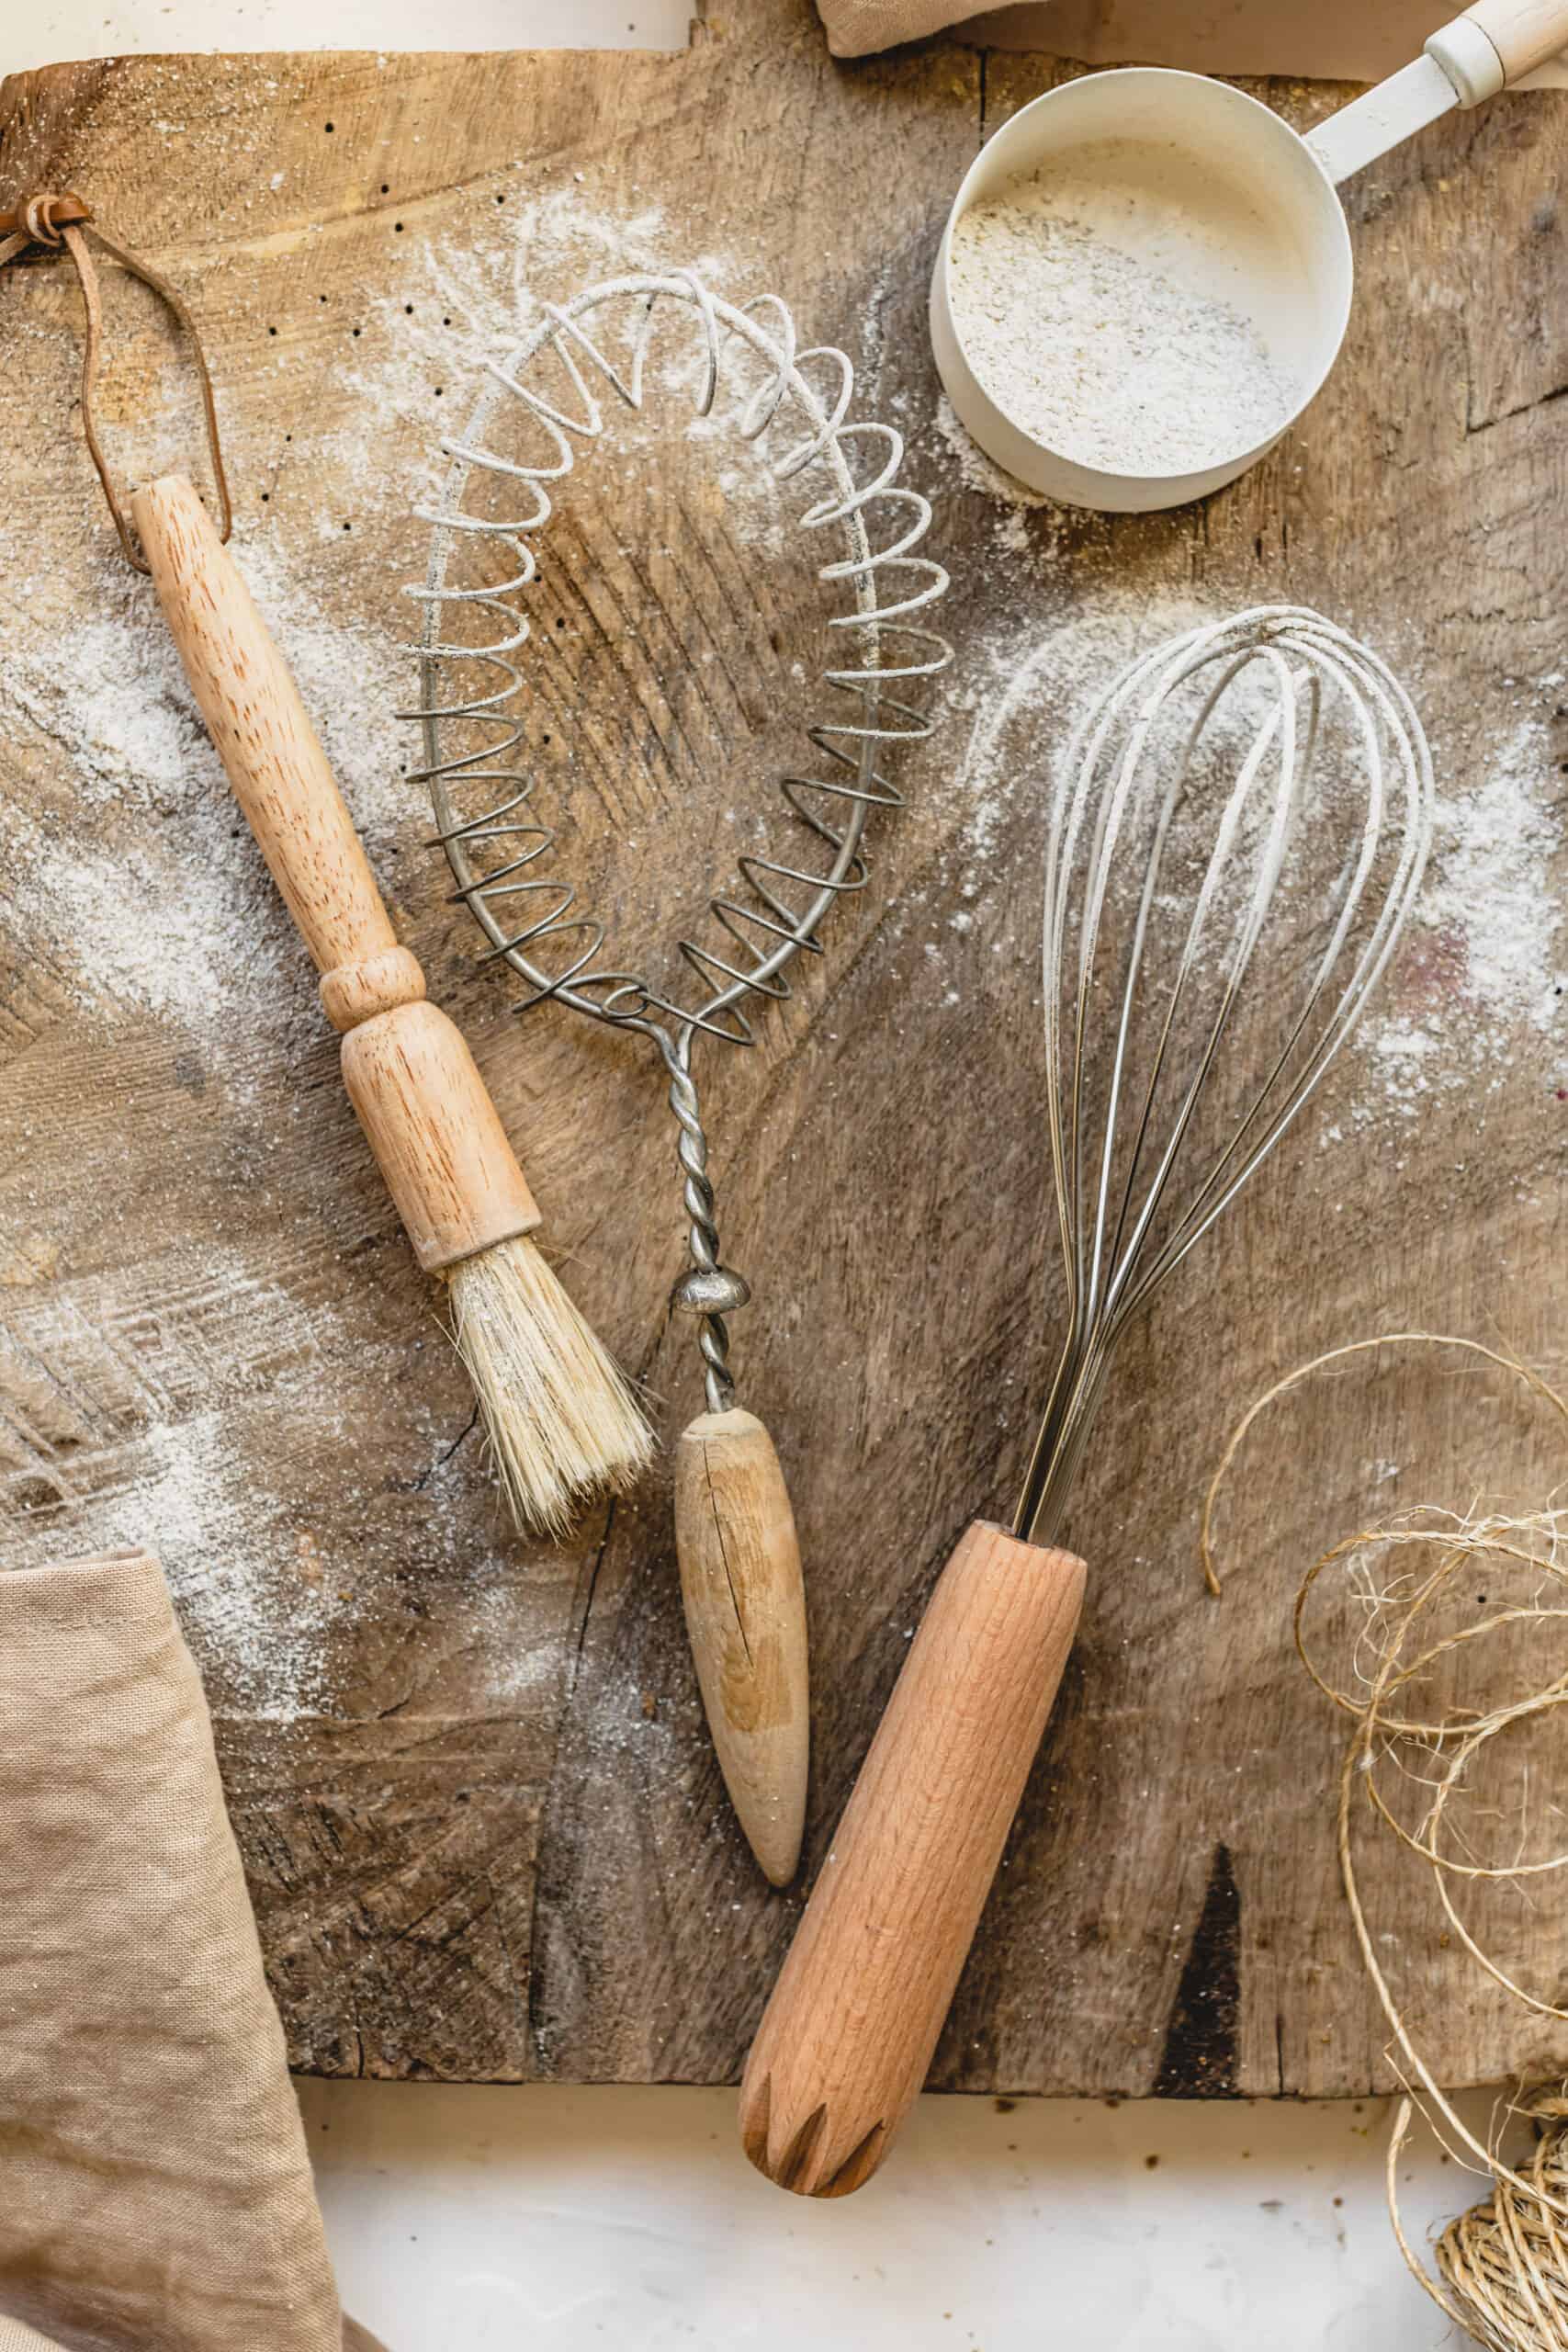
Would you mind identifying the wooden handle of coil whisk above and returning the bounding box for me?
[739,1521,1085,2197]
[132,474,540,1272]
[675,1408,809,1888]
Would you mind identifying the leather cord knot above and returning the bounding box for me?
[0,189,94,247]
[0,189,230,571]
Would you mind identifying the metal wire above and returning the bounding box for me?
[1014,606,1435,1546]
[409,269,949,1411]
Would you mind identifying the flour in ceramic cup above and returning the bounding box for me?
[948,142,1300,478]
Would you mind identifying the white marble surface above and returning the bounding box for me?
[8,6,1494,2345]
[300,2079,1485,2349]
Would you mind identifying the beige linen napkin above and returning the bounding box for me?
[815,0,1568,80]
[0,1548,382,2352]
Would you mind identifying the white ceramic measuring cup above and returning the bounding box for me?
[931,0,1568,512]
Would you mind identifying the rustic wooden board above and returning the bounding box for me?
[3,7,1568,2096]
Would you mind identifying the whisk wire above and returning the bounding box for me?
[410,268,950,1403]
[1018,606,1433,1547]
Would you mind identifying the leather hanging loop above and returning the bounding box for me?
[0,189,231,573]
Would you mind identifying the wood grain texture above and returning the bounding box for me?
[740,1523,1085,2194]
[340,1003,540,1272]
[674,1407,809,1888]
[4,6,1568,2095]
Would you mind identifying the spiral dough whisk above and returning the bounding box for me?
[742,605,1435,2194]
[410,268,950,1883]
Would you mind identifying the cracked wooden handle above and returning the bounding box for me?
[674,1408,808,1888]
[739,1519,1085,2196]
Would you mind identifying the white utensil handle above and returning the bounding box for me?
[1308,0,1568,187]
[1427,12,1513,102]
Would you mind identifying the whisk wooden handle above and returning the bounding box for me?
[739,1521,1084,2197]
[135,473,540,1271]
[675,1408,809,1887]
[132,474,415,1032]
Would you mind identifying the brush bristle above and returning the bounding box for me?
[447,1234,655,1541]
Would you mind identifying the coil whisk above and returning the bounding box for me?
[408,266,950,1406]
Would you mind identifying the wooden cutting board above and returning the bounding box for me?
[4,4,1567,2096]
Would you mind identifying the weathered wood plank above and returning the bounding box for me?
[3,5,1567,2095]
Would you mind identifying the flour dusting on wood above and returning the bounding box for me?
[1362,714,1565,1121]
[0,184,704,1716]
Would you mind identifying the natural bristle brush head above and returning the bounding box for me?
[448,1233,655,1542]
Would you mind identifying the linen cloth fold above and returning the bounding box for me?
[813,0,1568,80]
[0,1548,382,2352]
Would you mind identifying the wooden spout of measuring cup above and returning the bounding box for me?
[739,1521,1084,2194]
[675,1406,808,1888]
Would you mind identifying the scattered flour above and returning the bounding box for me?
[1362,718,1565,1120]
[322,186,759,524]
[935,390,1053,512]
[944,599,1564,1146]
[0,536,412,1042]
[0,180,720,1714]
[953,589,1213,871]
[947,150,1298,479]
[16,158,1553,1729]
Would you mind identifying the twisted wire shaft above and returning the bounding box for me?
[662,1037,741,1414]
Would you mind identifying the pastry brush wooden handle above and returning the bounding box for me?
[739,1520,1085,2197]
[133,474,418,1034]
[675,1408,809,1888]
[133,473,539,1271]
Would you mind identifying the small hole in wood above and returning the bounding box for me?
[14,1476,63,1514]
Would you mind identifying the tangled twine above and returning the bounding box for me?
[1206,1335,1568,2351]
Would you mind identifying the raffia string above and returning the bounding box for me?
[1205,1333,1568,2352]
[0,189,231,571]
